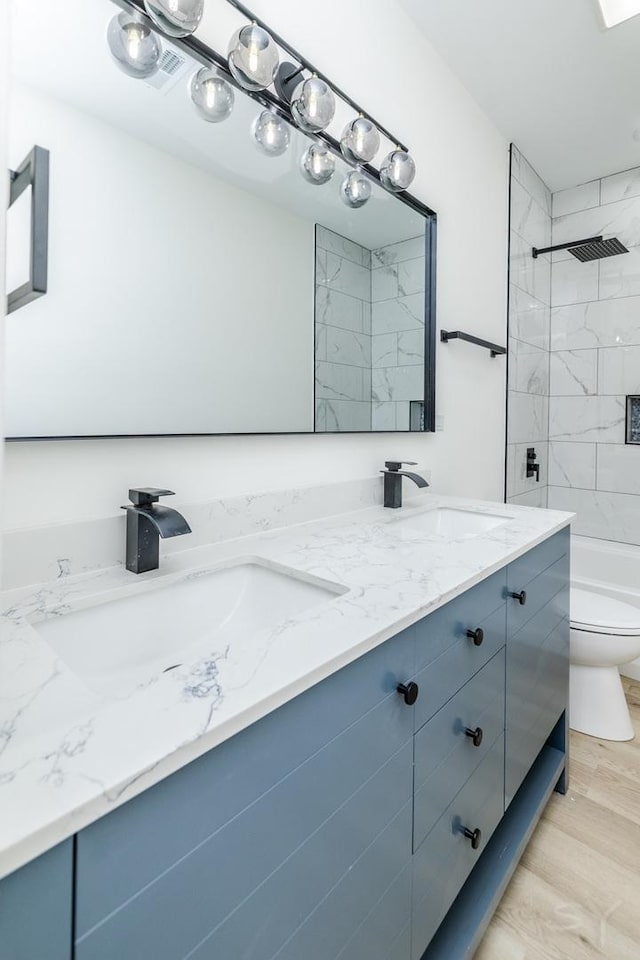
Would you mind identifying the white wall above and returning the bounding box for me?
[2,0,509,530]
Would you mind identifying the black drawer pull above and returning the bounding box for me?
[464,726,484,747]
[463,826,482,850]
[466,627,484,646]
[510,589,527,606]
[397,681,419,706]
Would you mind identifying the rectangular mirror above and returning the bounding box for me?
[5,0,436,438]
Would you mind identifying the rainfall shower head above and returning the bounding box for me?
[567,237,629,262]
[532,235,629,261]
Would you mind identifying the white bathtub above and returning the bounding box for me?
[572,535,640,680]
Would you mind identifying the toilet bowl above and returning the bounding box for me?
[570,588,640,741]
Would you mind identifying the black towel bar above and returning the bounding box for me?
[440,330,506,358]
[7,144,50,315]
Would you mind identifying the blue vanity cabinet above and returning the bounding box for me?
[74,625,417,960]
[409,573,508,960]
[412,734,506,957]
[0,839,73,960]
[0,528,571,960]
[412,568,507,731]
[413,648,506,853]
[505,529,570,806]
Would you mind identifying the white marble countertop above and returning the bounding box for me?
[0,493,572,880]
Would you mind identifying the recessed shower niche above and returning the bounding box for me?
[626,396,640,444]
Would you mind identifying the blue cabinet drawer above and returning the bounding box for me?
[508,553,570,635]
[413,603,506,732]
[411,734,505,960]
[77,743,413,960]
[413,648,505,851]
[507,528,569,594]
[76,624,415,936]
[414,569,506,677]
[0,840,73,960]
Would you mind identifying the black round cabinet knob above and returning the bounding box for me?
[466,627,484,646]
[465,726,484,747]
[463,826,482,850]
[510,589,527,606]
[397,681,419,706]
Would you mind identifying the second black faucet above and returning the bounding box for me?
[381,461,429,508]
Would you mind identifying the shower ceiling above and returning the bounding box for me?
[401,0,640,190]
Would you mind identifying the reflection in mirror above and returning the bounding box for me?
[5,0,435,438]
[315,226,426,433]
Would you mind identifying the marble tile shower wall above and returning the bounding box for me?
[507,146,552,508]
[315,226,372,432]
[371,235,426,431]
[548,167,640,545]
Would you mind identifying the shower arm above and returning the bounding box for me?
[532,236,602,258]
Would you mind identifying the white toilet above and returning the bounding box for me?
[570,588,640,741]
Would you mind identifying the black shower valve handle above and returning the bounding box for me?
[526,448,540,483]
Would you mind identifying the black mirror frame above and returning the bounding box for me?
[6,2,436,440]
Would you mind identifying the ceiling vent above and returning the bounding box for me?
[144,48,190,93]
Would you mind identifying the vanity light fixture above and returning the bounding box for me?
[300,143,336,184]
[228,23,279,92]
[190,67,235,122]
[290,75,336,133]
[380,148,416,193]
[251,109,290,157]
[340,117,381,164]
[108,0,419,202]
[107,11,162,78]
[340,170,372,208]
[143,0,204,38]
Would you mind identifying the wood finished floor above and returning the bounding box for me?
[475,679,640,960]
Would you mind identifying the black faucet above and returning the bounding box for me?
[380,461,429,509]
[121,489,192,574]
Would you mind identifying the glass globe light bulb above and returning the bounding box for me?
[291,76,335,133]
[143,0,204,38]
[300,144,336,185]
[252,109,290,157]
[380,149,416,192]
[228,24,279,92]
[107,13,162,79]
[340,170,372,209]
[190,68,234,122]
[340,117,380,164]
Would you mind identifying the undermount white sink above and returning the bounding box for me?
[33,560,346,698]
[388,507,510,539]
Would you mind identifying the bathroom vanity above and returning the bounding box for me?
[2,0,572,953]
[0,495,571,960]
